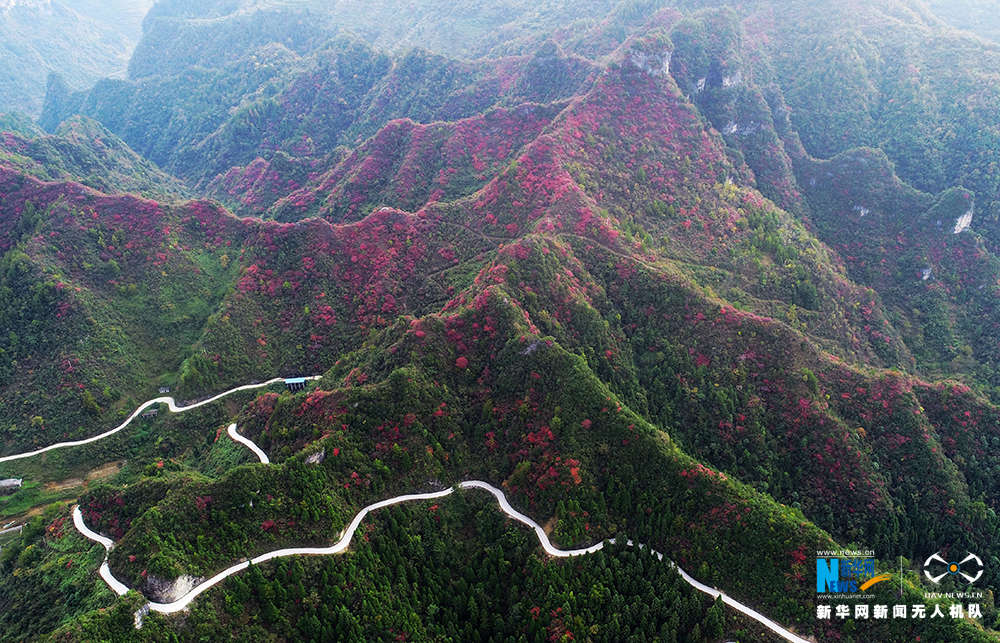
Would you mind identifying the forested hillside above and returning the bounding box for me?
[4,1,1000,642]
[0,115,184,197]
[0,0,155,116]
[925,0,1000,41]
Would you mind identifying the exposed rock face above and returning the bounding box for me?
[143,574,205,603]
[722,71,742,87]
[628,48,672,77]
[954,207,973,233]
[133,603,150,629]
[722,121,763,137]
[305,449,326,464]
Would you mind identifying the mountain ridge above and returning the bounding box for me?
[6,2,1000,642]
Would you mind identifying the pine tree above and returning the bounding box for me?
[703,596,725,639]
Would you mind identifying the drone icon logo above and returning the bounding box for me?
[923,552,983,584]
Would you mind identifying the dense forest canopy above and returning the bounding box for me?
[3,1,1000,642]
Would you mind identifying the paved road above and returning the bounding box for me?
[603,538,813,643]
[227,423,269,464]
[0,377,322,464]
[72,506,130,596]
[20,375,810,642]
[72,480,812,642]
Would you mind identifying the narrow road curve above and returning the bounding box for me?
[0,376,322,464]
[71,506,129,596]
[227,424,269,464]
[72,482,811,643]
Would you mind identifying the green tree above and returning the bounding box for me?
[81,389,101,415]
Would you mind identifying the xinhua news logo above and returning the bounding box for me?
[817,556,891,594]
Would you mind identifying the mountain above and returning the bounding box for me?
[0,115,185,198]
[130,0,621,73]
[0,112,43,137]
[0,0,156,116]
[5,1,1000,642]
[59,0,153,41]
[41,35,602,187]
[40,0,1000,238]
[924,0,1000,42]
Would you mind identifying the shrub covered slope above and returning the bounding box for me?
[6,1,1000,642]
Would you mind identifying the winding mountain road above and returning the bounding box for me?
[3,375,811,642]
[74,477,811,642]
[0,377,322,464]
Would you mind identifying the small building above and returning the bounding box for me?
[158,387,170,394]
[0,479,22,497]
[141,408,159,419]
[284,377,307,391]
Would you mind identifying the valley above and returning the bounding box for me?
[4,1,1000,642]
